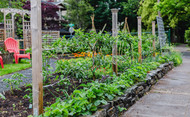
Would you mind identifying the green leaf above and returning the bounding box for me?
[94,100,101,106]
[0,93,6,100]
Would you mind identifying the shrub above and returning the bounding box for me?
[185,27,190,46]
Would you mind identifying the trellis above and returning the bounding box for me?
[0,8,31,50]
[23,21,31,48]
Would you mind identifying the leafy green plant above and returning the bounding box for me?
[2,73,26,94]
[185,27,190,46]
[23,83,32,103]
[0,93,6,100]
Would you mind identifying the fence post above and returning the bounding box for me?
[137,16,142,63]
[152,21,156,57]
[111,8,119,75]
[31,0,43,116]
[168,29,171,46]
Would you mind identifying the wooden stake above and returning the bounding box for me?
[31,0,43,116]
[12,13,15,38]
[90,14,96,32]
[123,17,131,34]
[152,21,156,57]
[137,16,142,63]
[111,8,118,75]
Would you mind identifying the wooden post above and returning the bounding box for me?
[12,13,15,38]
[152,21,156,57]
[22,14,26,49]
[157,0,161,17]
[4,12,7,39]
[31,0,43,116]
[137,16,142,63]
[111,8,118,75]
[90,14,96,32]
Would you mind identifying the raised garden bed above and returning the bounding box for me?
[83,62,174,117]
[0,62,174,117]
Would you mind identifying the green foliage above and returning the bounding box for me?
[185,27,190,46]
[2,73,26,94]
[0,47,6,54]
[0,93,6,100]
[138,0,158,29]
[0,59,31,76]
[156,0,190,28]
[0,0,27,22]
[64,0,94,29]
[23,83,32,103]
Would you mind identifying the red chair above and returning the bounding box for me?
[4,38,30,64]
[0,56,4,68]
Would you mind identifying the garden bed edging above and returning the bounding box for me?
[81,62,174,117]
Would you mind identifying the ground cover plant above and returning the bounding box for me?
[0,30,183,117]
[0,59,31,76]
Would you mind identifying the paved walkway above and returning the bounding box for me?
[121,45,190,117]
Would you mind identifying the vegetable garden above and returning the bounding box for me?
[0,29,182,116]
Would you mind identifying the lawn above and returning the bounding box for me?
[0,59,31,76]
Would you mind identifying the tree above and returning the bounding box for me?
[64,0,94,29]
[138,0,158,29]
[121,0,140,32]
[156,0,190,28]
[23,1,67,30]
[0,0,27,23]
[87,0,140,31]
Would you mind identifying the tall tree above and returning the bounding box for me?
[64,0,94,29]
[23,1,67,30]
[156,0,190,28]
[138,0,158,29]
[138,0,190,42]
[121,0,140,32]
[88,0,140,31]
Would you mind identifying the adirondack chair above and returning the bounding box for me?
[0,56,4,68]
[4,38,30,64]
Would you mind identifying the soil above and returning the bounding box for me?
[0,74,90,117]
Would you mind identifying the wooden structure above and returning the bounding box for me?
[0,8,60,49]
[0,8,30,39]
[111,8,119,75]
[152,21,156,57]
[23,21,31,48]
[90,14,96,32]
[0,29,5,48]
[123,17,130,34]
[31,0,43,115]
[42,30,60,45]
[137,16,142,63]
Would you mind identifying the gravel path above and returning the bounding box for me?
[0,58,57,93]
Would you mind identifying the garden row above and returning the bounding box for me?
[0,30,182,116]
[39,50,182,117]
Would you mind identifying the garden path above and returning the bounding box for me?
[121,44,190,117]
[0,58,57,93]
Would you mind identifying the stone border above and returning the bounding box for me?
[83,62,174,117]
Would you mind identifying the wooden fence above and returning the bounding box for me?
[42,31,60,45]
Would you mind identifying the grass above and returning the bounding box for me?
[0,59,32,76]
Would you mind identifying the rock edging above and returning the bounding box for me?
[82,62,174,117]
